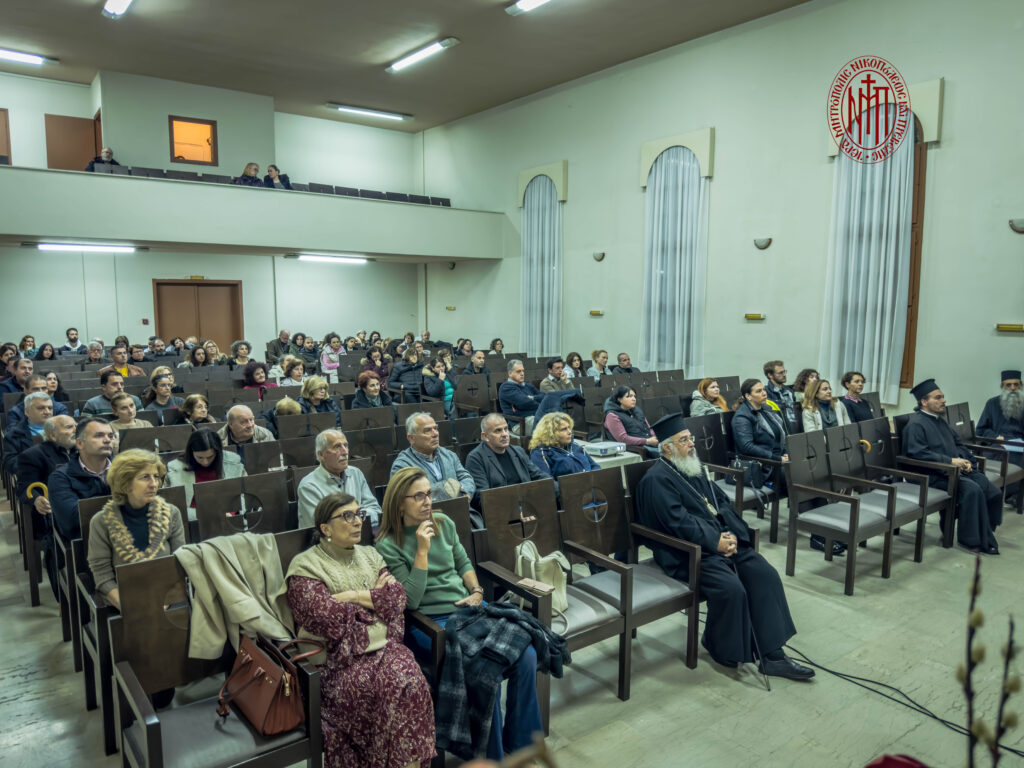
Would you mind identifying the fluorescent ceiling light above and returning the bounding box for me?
[506,0,554,15]
[386,37,460,73]
[0,47,56,66]
[102,0,135,19]
[38,243,135,253]
[327,103,410,121]
[296,254,367,265]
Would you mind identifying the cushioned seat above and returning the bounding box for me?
[558,584,623,635]
[575,560,690,613]
[122,697,306,768]
[799,502,887,533]
[894,482,950,506]
[856,489,922,517]
[715,478,776,503]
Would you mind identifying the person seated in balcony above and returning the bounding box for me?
[233,161,263,186]
[690,378,728,416]
[263,164,292,190]
[85,146,120,172]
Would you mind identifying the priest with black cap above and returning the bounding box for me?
[903,378,1002,554]
[976,369,1024,504]
[635,412,813,680]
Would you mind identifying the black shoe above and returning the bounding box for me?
[758,655,815,680]
[984,544,1000,556]
[809,535,847,556]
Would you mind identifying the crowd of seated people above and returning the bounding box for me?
[6,324,1024,765]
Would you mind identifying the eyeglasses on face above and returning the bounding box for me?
[405,491,431,504]
[328,509,367,525]
[668,434,696,444]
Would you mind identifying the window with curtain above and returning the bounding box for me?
[818,104,916,404]
[520,174,562,356]
[639,146,708,375]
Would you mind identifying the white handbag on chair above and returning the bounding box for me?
[512,540,571,614]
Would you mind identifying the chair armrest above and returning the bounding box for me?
[832,472,891,493]
[406,610,445,676]
[739,454,785,468]
[562,539,630,574]
[750,527,760,552]
[864,465,927,485]
[113,659,160,763]
[790,483,858,506]
[476,560,552,623]
[628,522,701,602]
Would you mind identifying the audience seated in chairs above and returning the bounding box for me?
[611,352,639,375]
[85,342,105,365]
[299,375,342,426]
[528,411,599,480]
[233,161,263,186]
[586,349,609,382]
[800,379,850,432]
[34,343,56,362]
[149,365,184,394]
[362,347,392,388]
[82,371,142,415]
[498,359,543,432]
[792,369,819,402]
[89,449,185,611]
[295,334,320,369]
[390,413,474,502]
[604,386,658,457]
[457,349,490,386]
[539,357,574,393]
[59,327,87,355]
[376,468,556,761]
[466,413,549,509]
[319,333,344,381]
[390,347,425,403]
[635,413,813,681]
[180,393,216,428]
[7,374,68,428]
[142,374,185,424]
[976,369,1024,503]
[243,360,278,400]
[263,164,292,190]
[1,356,34,395]
[763,360,798,434]
[19,335,38,359]
[42,370,70,403]
[456,338,474,360]
[435,346,455,373]
[352,371,394,410]
[84,146,119,172]
[108,392,150,435]
[164,429,246,514]
[2,392,53,476]
[285,492,436,768]
[97,345,145,379]
[422,358,455,418]
[281,357,307,387]
[262,396,302,438]
[267,329,291,363]
[203,340,230,366]
[564,351,585,379]
[216,405,274,458]
[297,429,381,528]
[0,343,19,385]
[488,338,504,356]
[839,370,873,422]
[50,418,114,541]
[229,339,252,368]
[690,378,728,416]
[177,344,210,369]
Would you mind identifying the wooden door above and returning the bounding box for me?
[153,280,243,350]
[44,114,96,170]
[0,108,10,163]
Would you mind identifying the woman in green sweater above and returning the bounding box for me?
[375,467,544,761]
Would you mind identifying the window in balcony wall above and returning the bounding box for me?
[168,116,218,165]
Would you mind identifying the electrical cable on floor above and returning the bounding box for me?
[694,609,1024,758]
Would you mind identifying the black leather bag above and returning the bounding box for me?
[724,457,766,489]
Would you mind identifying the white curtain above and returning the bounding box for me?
[520,175,563,356]
[819,104,915,404]
[639,146,708,375]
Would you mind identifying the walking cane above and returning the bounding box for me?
[25,481,52,532]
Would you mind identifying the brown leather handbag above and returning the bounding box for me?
[216,634,323,736]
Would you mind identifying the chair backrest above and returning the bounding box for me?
[454,373,491,412]
[623,459,656,503]
[308,182,333,194]
[193,471,291,540]
[479,478,560,572]
[117,424,193,453]
[359,189,386,200]
[557,467,631,557]
[3,391,22,411]
[945,402,973,442]
[277,411,338,440]
[792,402,805,433]
[861,391,885,418]
[385,191,410,202]
[687,412,730,466]
[396,400,445,425]
[77,485,190,551]
[286,465,319,501]
[432,495,476,562]
[717,376,742,406]
[430,197,452,207]
[133,409,161,427]
[452,416,483,445]
[408,193,430,205]
[334,185,359,197]
[341,407,394,432]
[824,422,865,477]
[858,417,897,470]
[346,426,397,487]
[892,413,911,453]
[784,430,832,492]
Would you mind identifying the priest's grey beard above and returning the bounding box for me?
[1000,389,1024,420]
[668,451,703,477]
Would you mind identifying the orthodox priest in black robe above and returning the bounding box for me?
[636,413,813,680]
[976,369,1024,501]
[903,379,1002,554]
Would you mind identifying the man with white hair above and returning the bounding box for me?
[217,405,274,465]
[85,341,105,365]
[977,369,1024,504]
[390,412,474,501]
[635,412,813,681]
[2,392,53,475]
[297,429,380,528]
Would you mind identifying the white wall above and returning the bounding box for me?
[98,70,275,175]
[0,71,94,168]
[419,0,1024,416]
[0,246,419,352]
[274,113,418,192]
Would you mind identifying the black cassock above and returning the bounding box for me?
[635,458,796,666]
[976,396,1024,497]
[903,410,1002,548]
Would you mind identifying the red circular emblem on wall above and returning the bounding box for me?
[827,56,911,164]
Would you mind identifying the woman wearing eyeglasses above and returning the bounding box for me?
[528,411,599,480]
[376,467,559,762]
[285,492,436,768]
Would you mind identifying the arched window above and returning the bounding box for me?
[639,146,708,374]
[819,104,923,402]
[520,174,562,356]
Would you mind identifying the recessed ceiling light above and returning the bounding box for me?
[0,47,57,66]
[294,253,368,265]
[506,0,554,15]
[386,37,460,73]
[37,243,135,253]
[102,0,135,19]
[327,103,410,121]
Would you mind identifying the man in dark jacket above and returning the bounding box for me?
[7,374,69,429]
[763,359,798,434]
[267,329,290,363]
[611,352,641,375]
[976,369,1024,503]
[498,360,543,431]
[457,349,492,388]
[2,392,52,476]
[636,413,812,680]
[0,357,34,395]
[49,418,114,541]
[85,147,120,172]
[903,379,1002,554]
[466,414,549,508]
[17,415,76,599]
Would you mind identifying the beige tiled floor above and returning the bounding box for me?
[2,498,1022,767]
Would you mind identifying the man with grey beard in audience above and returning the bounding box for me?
[977,369,1024,504]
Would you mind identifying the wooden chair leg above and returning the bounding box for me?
[913,518,925,563]
[824,538,834,562]
[83,640,98,711]
[844,541,857,596]
[880,531,893,579]
[684,604,698,669]
[617,630,631,702]
[785,523,797,577]
[537,670,551,735]
[769,498,780,544]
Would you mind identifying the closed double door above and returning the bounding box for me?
[153,280,243,351]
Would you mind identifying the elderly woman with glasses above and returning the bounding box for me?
[285,492,436,768]
[528,411,599,480]
[376,467,560,762]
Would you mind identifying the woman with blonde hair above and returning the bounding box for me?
[298,375,341,426]
[376,467,551,761]
[801,378,851,432]
[109,392,150,435]
[690,378,728,416]
[586,349,609,382]
[528,411,599,479]
[88,449,185,610]
[204,340,230,366]
[233,162,262,186]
